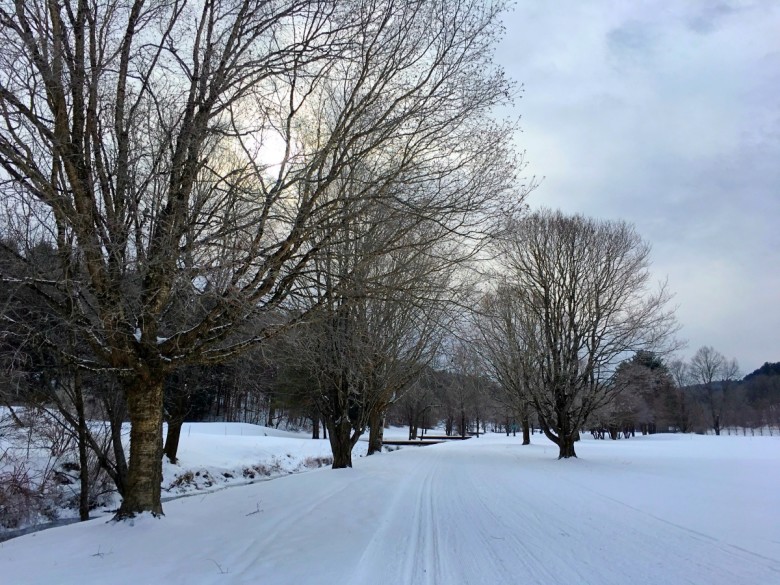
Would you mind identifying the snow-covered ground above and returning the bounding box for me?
[161,422,356,496]
[1,429,778,585]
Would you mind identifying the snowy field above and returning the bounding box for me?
[1,427,779,585]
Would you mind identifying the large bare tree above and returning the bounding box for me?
[0,0,520,516]
[485,210,678,458]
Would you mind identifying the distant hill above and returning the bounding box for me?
[743,362,780,382]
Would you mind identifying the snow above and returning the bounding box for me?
[1,431,778,585]
[161,423,353,495]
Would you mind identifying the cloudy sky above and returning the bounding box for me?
[495,1,780,374]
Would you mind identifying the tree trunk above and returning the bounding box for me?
[163,372,191,464]
[540,411,577,459]
[558,434,577,458]
[115,375,165,519]
[106,398,129,497]
[267,400,276,428]
[522,414,531,445]
[312,415,320,439]
[367,409,384,456]
[73,374,90,521]
[163,417,185,464]
[409,411,419,440]
[328,420,354,469]
[678,393,690,433]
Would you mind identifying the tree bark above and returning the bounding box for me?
[267,401,276,428]
[521,414,531,446]
[367,408,384,456]
[105,395,129,497]
[328,420,354,469]
[163,417,185,464]
[558,434,577,458]
[115,374,165,519]
[538,414,577,458]
[74,374,90,521]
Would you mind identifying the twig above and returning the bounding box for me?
[208,559,230,574]
[245,502,263,516]
[91,546,112,558]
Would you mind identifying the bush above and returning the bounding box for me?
[0,459,63,529]
[302,456,333,469]
[0,407,115,531]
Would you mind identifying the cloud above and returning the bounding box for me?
[606,20,660,62]
[496,0,780,372]
[685,1,741,33]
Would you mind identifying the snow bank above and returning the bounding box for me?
[161,423,365,496]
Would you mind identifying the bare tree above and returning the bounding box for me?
[0,238,128,516]
[294,202,460,467]
[489,210,678,458]
[447,339,490,438]
[0,0,521,516]
[689,346,739,435]
[668,358,697,432]
[395,371,438,441]
[473,287,535,444]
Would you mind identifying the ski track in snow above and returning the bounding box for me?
[1,433,779,585]
[344,443,780,585]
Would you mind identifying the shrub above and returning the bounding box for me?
[302,456,333,469]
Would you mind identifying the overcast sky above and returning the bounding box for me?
[495,1,780,375]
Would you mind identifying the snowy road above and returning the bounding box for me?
[1,434,779,585]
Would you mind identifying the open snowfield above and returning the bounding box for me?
[1,428,778,585]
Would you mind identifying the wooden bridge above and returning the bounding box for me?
[382,434,474,447]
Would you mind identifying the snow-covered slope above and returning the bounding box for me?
[1,433,778,585]
[161,422,351,495]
